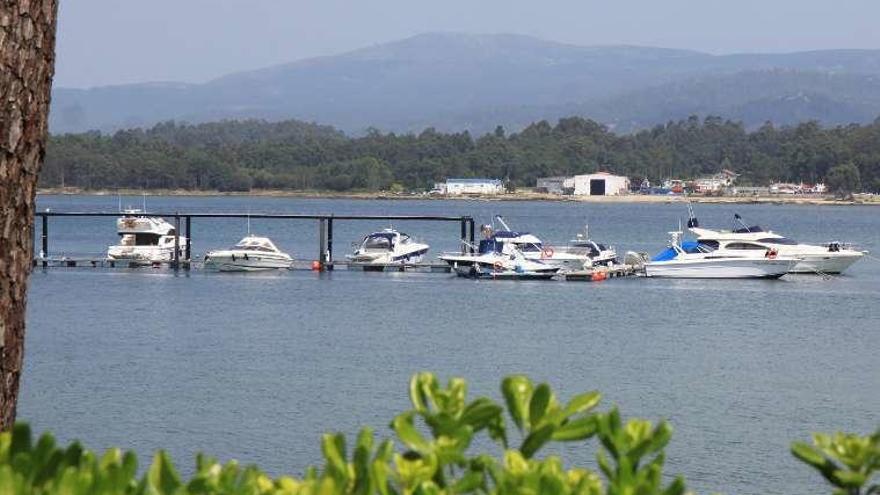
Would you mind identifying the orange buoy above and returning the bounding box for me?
[311,260,321,271]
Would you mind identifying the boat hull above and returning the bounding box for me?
[645,258,795,279]
[453,265,559,280]
[788,252,864,274]
[203,253,292,272]
[347,247,429,264]
[107,242,188,264]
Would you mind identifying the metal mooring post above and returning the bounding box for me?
[173,214,180,271]
[326,217,334,271]
[318,218,327,271]
[460,219,467,254]
[41,214,48,268]
[185,216,192,269]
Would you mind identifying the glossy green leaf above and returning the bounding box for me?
[520,425,555,459]
[502,375,533,432]
[528,383,552,429]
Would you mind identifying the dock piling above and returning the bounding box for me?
[318,219,327,271]
[173,214,180,271]
[327,217,334,270]
[185,216,192,269]
[41,214,48,268]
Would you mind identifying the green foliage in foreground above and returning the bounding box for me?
[1,373,878,495]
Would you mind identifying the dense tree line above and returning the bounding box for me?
[41,116,880,193]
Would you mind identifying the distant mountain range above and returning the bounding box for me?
[50,32,880,135]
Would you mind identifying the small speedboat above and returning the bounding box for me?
[440,241,560,280]
[644,231,798,279]
[347,229,429,264]
[204,236,293,271]
[687,209,867,274]
[107,209,188,264]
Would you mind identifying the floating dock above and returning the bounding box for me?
[562,264,639,281]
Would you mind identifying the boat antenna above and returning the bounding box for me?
[733,213,749,231]
[494,215,511,232]
[686,202,698,228]
[142,192,147,212]
[117,191,122,213]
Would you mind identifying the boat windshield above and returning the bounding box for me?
[733,225,764,233]
[758,237,797,245]
[234,244,273,252]
[234,238,276,252]
[364,233,394,250]
[513,241,543,252]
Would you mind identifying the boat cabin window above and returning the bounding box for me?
[121,233,162,246]
[758,237,797,245]
[725,242,766,250]
[697,240,719,251]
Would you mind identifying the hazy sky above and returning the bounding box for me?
[55,0,879,88]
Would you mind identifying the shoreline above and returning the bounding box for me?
[36,187,879,206]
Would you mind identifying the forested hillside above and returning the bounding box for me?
[41,116,880,193]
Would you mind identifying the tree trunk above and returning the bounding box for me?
[0,0,58,431]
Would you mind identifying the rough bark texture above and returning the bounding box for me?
[0,0,58,430]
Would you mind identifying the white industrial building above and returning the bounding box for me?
[571,172,630,196]
[443,178,504,195]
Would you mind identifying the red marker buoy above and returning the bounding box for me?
[311,260,321,271]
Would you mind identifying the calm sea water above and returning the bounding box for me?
[20,195,880,495]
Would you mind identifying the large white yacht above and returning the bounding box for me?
[203,236,293,272]
[107,209,188,264]
[347,228,430,264]
[478,216,616,271]
[644,231,798,279]
[687,211,866,274]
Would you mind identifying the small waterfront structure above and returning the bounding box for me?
[571,172,630,196]
[347,228,430,264]
[535,176,574,194]
[204,236,293,271]
[693,169,738,193]
[444,178,504,195]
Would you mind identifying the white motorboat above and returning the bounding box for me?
[645,231,798,279]
[479,216,617,271]
[203,235,293,271]
[347,229,429,264]
[439,239,560,280]
[687,209,867,274]
[107,209,188,264]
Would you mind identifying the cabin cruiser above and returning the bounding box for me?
[203,235,293,271]
[687,210,866,274]
[478,216,616,271]
[107,209,188,264]
[347,228,429,264]
[644,231,798,279]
